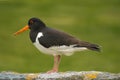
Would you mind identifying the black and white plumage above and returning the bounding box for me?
[14,17,100,73]
[28,18,100,56]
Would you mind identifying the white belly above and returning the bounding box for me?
[33,42,57,55]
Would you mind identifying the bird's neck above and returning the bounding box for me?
[29,30,41,43]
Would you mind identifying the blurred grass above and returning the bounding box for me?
[0,0,120,73]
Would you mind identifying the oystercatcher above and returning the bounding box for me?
[14,18,100,73]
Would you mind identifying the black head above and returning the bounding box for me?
[14,17,46,35]
[28,18,46,30]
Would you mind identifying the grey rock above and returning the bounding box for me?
[0,71,119,80]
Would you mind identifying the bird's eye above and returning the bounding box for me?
[30,20,34,24]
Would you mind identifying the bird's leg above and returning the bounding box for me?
[52,55,61,72]
[47,55,61,73]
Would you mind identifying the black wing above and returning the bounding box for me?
[38,27,80,48]
[38,27,100,52]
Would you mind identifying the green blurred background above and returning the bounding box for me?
[0,0,120,73]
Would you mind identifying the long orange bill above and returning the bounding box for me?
[14,25,29,36]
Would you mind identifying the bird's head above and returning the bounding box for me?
[14,18,46,36]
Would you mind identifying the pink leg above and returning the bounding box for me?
[47,55,61,73]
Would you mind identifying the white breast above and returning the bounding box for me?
[33,32,87,56]
[33,32,57,55]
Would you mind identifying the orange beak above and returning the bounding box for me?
[14,25,29,36]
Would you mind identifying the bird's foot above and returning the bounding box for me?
[47,69,58,74]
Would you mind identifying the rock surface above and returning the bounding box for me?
[0,71,120,80]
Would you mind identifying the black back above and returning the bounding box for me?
[38,27,80,48]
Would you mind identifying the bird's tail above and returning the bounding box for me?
[86,43,101,52]
[78,41,101,52]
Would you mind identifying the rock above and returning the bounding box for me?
[0,71,119,80]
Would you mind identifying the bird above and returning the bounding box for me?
[14,17,100,73]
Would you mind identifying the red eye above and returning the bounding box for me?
[30,20,34,24]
